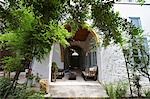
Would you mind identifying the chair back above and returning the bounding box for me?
[88,66,97,76]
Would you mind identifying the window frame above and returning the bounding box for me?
[129,17,142,28]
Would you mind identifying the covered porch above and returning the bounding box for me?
[51,25,100,83]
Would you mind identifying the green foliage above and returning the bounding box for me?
[28,74,34,80]
[51,62,58,73]
[104,82,128,99]
[2,56,23,72]
[0,2,71,62]
[44,21,71,47]
[105,84,115,99]
[65,0,91,22]
[8,85,44,99]
[9,85,27,99]
[0,0,149,97]
[23,0,66,23]
[137,0,146,4]
[144,89,150,97]
[51,62,58,82]
[27,93,44,99]
[0,77,11,98]
[92,1,123,46]
[35,73,41,82]
[115,83,128,98]
[132,74,142,96]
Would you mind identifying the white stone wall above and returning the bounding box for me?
[52,44,64,69]
[32,53,50,79]
[114,3,150,86]
[98,44,128,84]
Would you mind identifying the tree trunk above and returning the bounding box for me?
[3,71,5,77]
[123,51,133,97]
[8,72,10,78]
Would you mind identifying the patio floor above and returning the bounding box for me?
[46,81,108,98]
[45,69,108,98]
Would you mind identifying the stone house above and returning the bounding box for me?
[32,0,150,88]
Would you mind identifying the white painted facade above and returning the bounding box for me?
[99,1,150,85]
[32,1,150,87]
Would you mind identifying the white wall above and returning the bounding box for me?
[114,3,150,49]
[98,44,128,84]
[114,3,150,36]
[52,44,64,69]
[98,3,150,86]
[32,53,50,79]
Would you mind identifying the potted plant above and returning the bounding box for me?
[35,73,40,83]
[28,73,34,87]
[51,62,58,82]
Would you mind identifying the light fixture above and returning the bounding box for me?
[72,51,79,56]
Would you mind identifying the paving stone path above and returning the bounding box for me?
[48,82,108,98]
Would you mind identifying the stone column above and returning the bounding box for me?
[48,45,54,85]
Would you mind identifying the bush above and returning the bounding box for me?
[8,86,45,99]
[0,77,11,98]
[105,84,115,99]
[8,86,27,99]
[144,89,150,97]
[115,82,128,98]
[27,93,44,99]
[104,82,128,99]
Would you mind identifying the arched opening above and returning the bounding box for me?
[50,25,100,82]
[59,26,99,81]
[64,46,84,70]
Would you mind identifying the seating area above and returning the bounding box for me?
[82,66,98,81]
[56,69,64,79]
[68,72,76,80]
[54,66,98,81]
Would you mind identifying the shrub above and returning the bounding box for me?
[104,84,116,99]
[115,82,128,99]
[27,93,44,99]
[8,86,27,99]
[0,77,11,98]
[8,86,44,99]
[144,89,150,97]
[104,82,128,99]
[51,62,58,82]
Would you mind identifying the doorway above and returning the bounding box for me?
[64,46,84,70]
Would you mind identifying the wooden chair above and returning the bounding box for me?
[82,66,98,81]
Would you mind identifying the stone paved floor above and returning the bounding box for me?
[47,82,108,98]
[45,69,108,98]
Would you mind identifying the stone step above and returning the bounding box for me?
[46,85,108,98]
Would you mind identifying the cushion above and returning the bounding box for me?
[89,66,97,71]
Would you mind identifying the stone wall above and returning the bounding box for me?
[52,44,64,69]
[98,44,128,84]
[98,44,150,89]
[32,53,50,79]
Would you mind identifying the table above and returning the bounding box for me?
[68,72,76,80]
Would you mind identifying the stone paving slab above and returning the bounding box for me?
[48,83,108,98]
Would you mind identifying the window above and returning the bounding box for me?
[89,53,91,67]
[129,0,133,2]
[93,52,97,66]
[129,17,141,28]
[143,37,149,53]
[128,0,137,2]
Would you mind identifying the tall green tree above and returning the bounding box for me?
[0,0,71,98]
